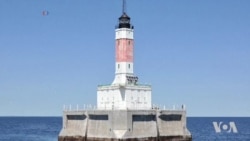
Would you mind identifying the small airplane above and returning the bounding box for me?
[42,11,49,16]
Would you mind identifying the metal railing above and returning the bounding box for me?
[63,104,97,111]
[97,83,151,87]
[63,104,186,111]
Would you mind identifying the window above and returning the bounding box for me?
[118,64,120,69]
[128,40,130,45]
[128,64,130,69]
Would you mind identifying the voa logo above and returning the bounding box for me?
[213,121,238,133]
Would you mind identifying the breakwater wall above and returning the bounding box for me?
[58,109,191,141]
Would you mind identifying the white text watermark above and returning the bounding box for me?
[213,121,238,133]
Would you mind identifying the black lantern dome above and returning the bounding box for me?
[118,12,131,28]
[117,0,133,29]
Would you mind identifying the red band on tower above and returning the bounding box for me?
[116,39,134,62]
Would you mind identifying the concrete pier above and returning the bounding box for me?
[58,109,191,141]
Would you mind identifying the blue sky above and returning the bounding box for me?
[0,0,249,116]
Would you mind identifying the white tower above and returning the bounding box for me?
[112,12,137,86]
[97,1,152,110]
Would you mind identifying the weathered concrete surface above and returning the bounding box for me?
[59,137,191,141]
[157,110,190,138]
[58,136,85,141]
[86,137,157,141]
[58,110,192,141]
[58,111,87,141]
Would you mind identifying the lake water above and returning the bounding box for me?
[0,117,249,141]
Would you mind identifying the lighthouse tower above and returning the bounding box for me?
[97,1,152,110]
[112,4,136,85]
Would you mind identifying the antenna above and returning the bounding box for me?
[122,0,126,14]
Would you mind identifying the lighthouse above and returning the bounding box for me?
[97,1,152,110]
[112,9,136,85]
[59,1,192,140]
